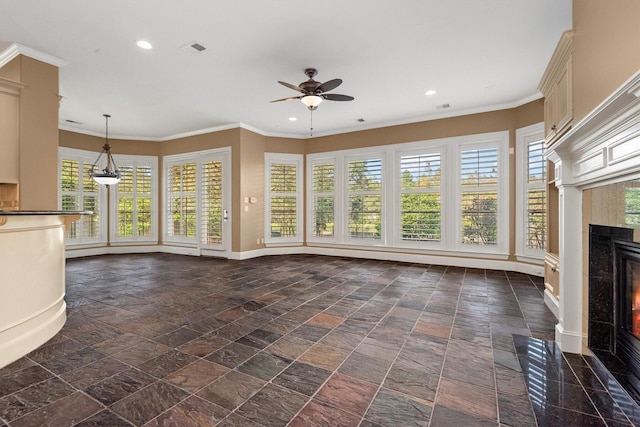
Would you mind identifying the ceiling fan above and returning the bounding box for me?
[271,68,354,111]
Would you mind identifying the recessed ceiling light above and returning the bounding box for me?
[425,90,437,96]
[136,40,153,50]
[289,117,297,121]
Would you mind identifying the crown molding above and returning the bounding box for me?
[0,43,66,69]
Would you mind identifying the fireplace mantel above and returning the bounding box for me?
[544,70,640,354]
[546,70,640,187]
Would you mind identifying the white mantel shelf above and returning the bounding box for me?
[544,69,640,354]
[546,70,640,188]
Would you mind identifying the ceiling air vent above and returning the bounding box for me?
[65,119,83,124]
[180,41,207,54]
[435,103,450,110]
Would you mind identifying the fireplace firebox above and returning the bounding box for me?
[615,240,640,384]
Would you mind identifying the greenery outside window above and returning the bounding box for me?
[347,157,383,240]
[516,123,546,260]
[311,161,335,238]
[399,152,442,244]
[59,148,105,245]
[265,153,303,244]
[110,155,157,243]
[460,147,499,246]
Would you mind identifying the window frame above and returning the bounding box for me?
[109,154,158,244]
[395,146,446,249]
[344,152,386,245]
[265,153,304,245]
[515,122,546,261]
[307,156,338,243]
[306,131,509,257]
[58,147,108,246]
[163,148,232,250]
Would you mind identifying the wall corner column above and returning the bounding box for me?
[555,182,583,353]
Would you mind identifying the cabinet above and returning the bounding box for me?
[538,30,573,148]
[544,252,560,300]
[0,78,21,183]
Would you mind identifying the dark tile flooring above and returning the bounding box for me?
[0,253,620,426]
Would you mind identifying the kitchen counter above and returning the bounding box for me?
[0,212,86,368]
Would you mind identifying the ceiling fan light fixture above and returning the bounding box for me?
[300,95,323,110]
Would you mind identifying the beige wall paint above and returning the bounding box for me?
[573,0,640,122]
[56,101,543,259]
[9,56,60,210]
[239,129,267,252]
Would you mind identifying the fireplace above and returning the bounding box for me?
[615,240,640,384]
[588,224,640,402]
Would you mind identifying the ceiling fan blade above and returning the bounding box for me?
[278,81,304,93]
[317,78,342,93]
[322,93,354,101]
[270,96,302,103]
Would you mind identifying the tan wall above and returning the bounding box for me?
[239,129,267,252]
[6,56,60,210]
[56,100,543,258]
[573,0,640,122]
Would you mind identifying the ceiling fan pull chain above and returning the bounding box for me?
[310,109,314,137]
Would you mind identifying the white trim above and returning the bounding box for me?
[515,122,546,260]
[0,43,66,69]
[265,153,304,245]
[66,243,544,277]
[58,147,108,246]
[544,289,560,319]
[163,147,232,256]
[109,154,159,244]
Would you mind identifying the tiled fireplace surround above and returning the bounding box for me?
[544,71,640,415]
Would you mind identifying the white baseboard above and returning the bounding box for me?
[544,289,560,319]
[67,244,544,276]
[555,324,584,354]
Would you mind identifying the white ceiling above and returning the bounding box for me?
[0,0,572,140]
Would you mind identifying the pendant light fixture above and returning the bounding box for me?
[89,114,120,185]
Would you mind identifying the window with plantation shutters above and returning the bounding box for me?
[112,156,156,242]
[59,148,104,244]
[167,162,197,239]
[201,160,223,245]
[347,157,382,240]
[460,147,499,246]
[399,152,442,242]
[308,131,508,254]
[265,153,303,244]
[516,123,546,260]
[163,149,230,249]
[311,162,335,238]
[526,139,546,249]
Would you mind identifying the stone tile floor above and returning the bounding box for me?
[0,253,566,426]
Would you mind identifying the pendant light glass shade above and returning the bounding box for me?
[89,114,120,185]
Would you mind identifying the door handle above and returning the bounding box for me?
[223,209,228,221]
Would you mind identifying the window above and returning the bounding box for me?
[625,181,640,227]
[59,148,105,245]
[111,155,157,243]
[265,154,303,244]
[164,149,230,249]
[347,157,383,240]
[167,161,197,240]
[307,131,508,256]
[460,147,499,246]
[399,152,442,243]
[516,123,546,259]
[201,159,223,245]
[311,161,335,238]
